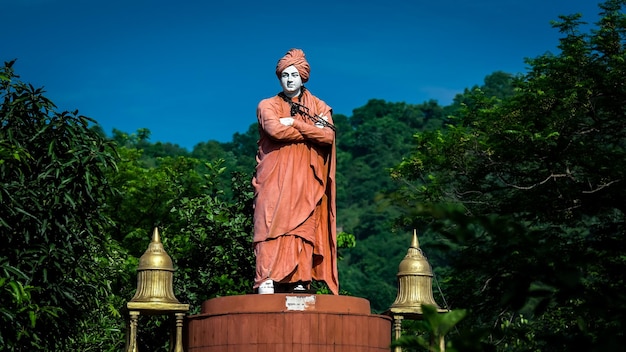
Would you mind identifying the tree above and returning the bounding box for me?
[391,1,626,349]
[0,60,120,350]
[222,122,259,176]
[104,145,206,255]
[337,99,447,239]
[166,164,256,307]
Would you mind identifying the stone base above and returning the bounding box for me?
[186,294,391,352]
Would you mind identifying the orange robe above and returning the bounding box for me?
[252,89,338,295]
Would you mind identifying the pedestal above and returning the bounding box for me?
[185,294,391,352]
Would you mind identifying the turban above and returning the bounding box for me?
[275,48,310,83]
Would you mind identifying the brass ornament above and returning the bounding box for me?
[389,230,447,316]
[129,227,181,304]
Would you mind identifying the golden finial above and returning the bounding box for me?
[130,227,180,303]
[389,229,446,316]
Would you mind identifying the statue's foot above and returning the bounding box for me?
[258,279,274,294]
[271,281,313,293]
[289,281,312,293]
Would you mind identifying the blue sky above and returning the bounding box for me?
[4,0,603,150]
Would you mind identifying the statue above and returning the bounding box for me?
[252,48,338,295]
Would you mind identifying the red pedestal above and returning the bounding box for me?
[186,294,391,352]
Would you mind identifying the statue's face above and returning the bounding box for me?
[280,65,302,96]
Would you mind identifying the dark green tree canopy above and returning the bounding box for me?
[1,60,118,350]
[391,1,626,349]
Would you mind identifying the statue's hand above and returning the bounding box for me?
[279,117,294,126]
[315,114,328,128]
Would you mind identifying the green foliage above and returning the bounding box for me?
[0,60,120,350]
[0,261,62,349]
[166,163,256,310]
[111,127,189,160]
[192,123,258,199]
[221,122,259,175]
[339,231,411,312]
[391,1,626,349]
[392,305,470,352]
[105,145,205,255]
[63,245,129,352]
[337,99,448,241]
[337,231,357,251]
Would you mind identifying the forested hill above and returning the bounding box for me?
[3,2,625,350]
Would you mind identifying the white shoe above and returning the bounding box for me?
[293,284,306,292]
[258,279,274,294]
